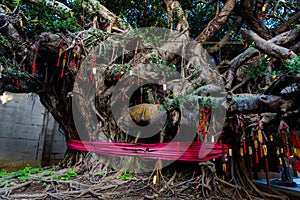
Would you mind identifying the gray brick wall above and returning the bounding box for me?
[0,93,67,168]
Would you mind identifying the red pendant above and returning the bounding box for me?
[56,57,60,67]
[32,62,36,74]
[256,152,259,164]
[60,67,64,78]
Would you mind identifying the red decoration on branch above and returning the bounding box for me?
[31,41,39,74]
[57,40,64,67]
[60,52,67,78]
[32,62,36,74]
[60,67,64,78]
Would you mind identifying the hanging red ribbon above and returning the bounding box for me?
[140,87,143,104]
[60,52,67,78]
[31,42,39,74]
[60,68,65,78]
[57,40,64,67]
[90,71,93,82]
[31,62,36,74]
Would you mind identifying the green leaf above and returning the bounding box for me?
[66,170,77,177]
[118,173,132,180]
[37,174,43,179]
[98,172,104,177]
[29,168,40,174]
[52,174,61,180]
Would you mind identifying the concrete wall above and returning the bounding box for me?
[0,93,67,169]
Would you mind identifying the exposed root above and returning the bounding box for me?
[0,160,290,200]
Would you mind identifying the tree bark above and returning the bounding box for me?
[241,28,297,61]
[225,27,300,90]
[196,0,237,42]
[207,17,243,54]
[235,0,273,40]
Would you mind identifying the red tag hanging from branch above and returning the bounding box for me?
[32,62,36,74]
[60,52,67,78]
[57,40,64,67]
[121,93,125,102]
[31,41,39,74]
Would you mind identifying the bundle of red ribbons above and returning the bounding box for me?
[67,140,228,162]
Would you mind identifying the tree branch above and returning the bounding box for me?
[207,17,243,54]
[196,0,236,42]
[264,74,300,95]
[0,69,43,93]
[241,28,297,60]
[123,93,298,125]
[227,93,298,114]
[225,27,300,90]
[163,0,189,32]
[254,0,264,20]
[26,0,71,13]
[291,40,300,54]
[276,11,300,33]
[235,0,273,40]
[82,0,128,32]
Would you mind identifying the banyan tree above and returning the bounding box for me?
[0,0,299,199]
